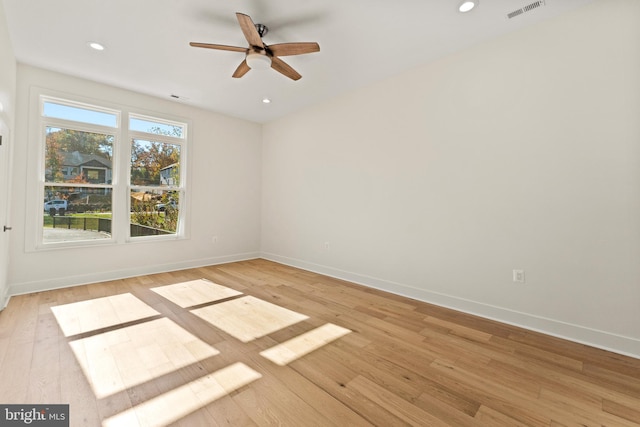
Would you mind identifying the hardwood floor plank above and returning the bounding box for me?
[0,259,638,426]
[487,347,640,408]
[429,358,551,426]
[422,315,494,343]
[232,374,336,427]
[59,359,101,426]
[26,336,61,404]
[8,293,40,344]
[323,343,425,404]
[0,343,34,400]
[539,387,640,427]
[200,395,257,427]
[363,341,481,418]
[347,375,448,426]
[603,398,640,424]
[581,362,640,396]
[414,392,478,427]
[474,405,531,426]
[291,350,409,426]
[0,294,25,341]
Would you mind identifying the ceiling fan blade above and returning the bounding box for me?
[232,59,251,78]
[236,12,264,48]
[270,57,302,81]
[189,42,248,53]
[268,42,320,57]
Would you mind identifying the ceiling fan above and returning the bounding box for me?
[190,12,320,81]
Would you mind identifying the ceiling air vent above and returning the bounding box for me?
[507,0,546,19]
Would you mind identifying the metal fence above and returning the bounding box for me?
[51,216,172,236]
[51,216,110,233]
[130,223,173,236]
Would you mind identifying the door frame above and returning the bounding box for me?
[0,116,12,309]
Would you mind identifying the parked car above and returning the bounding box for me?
[154,200,177,212]
[44,199,68,216]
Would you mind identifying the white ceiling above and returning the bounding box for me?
[2,0,594,123]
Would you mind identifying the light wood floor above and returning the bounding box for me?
[1,259,639,426]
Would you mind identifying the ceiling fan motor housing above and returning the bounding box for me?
[255,24,268,38]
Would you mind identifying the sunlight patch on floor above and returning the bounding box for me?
[260,323,351,365]
[191,295,309,343]
[51,293,160,337]
[150,279,242,308]
[51,281,354,425]
[102,362,262,427]
[69,317,220,398]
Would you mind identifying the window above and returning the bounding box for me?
[44,101,118,128]
[37,95,188,247]
[129,115,186,238]
[41,99,117,244]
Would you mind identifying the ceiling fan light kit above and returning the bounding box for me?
[246,53,272,70]
[190,12,320,81]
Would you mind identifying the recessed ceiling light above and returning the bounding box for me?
[459,0,478,12]
[262,98,271,104]
[88,42,105,51]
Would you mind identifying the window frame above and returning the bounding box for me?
[37,96,119,249]
[27,89,190,251]
[127,113,188,242]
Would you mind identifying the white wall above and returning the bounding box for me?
[261,0,640,357]
[8,65,262,294]
[0,0,16,308]
[0,0,14,126]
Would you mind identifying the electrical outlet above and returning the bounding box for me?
[512,269,525,283]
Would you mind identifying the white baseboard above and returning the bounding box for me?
[260,252,640,360]
[7,252,260,297]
